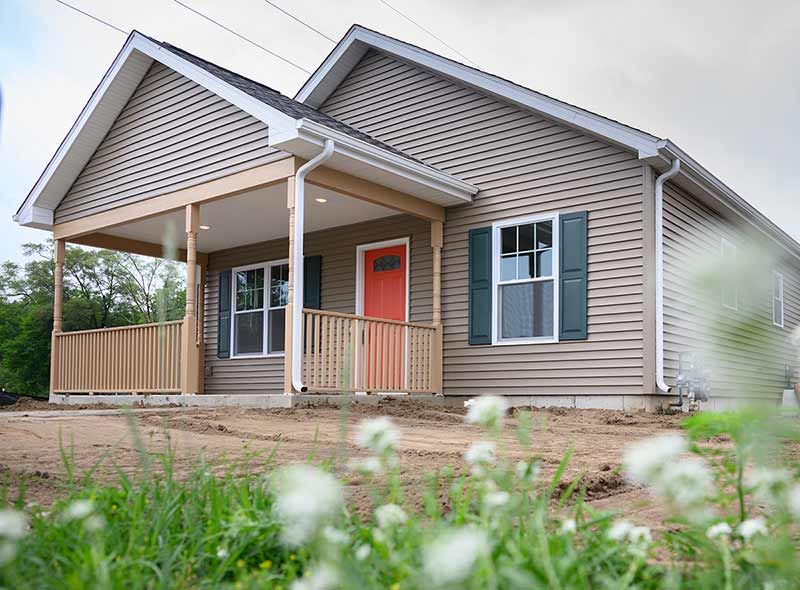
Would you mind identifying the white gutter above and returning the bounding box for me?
[655,157,681,393]
[291,139,335,393]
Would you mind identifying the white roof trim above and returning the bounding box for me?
[16,31,473,229]
[15,32,297,230]
[296,25,800,258]
[296,26,662,158]
[270,118,476,204]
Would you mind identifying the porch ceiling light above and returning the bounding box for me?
[315,198,328,203]
[199,225,211,230]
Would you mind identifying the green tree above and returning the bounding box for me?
[0,241,186,396]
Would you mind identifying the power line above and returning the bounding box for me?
[172,0,312,74]
[376,0,478,67]
[54,0,128,35]
[260,0,336,44]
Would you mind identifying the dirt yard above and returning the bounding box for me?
[0,398,689,527]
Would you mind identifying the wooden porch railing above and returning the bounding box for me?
[301,308,438,393]
[51,320,183,394]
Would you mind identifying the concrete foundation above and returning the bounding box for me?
[48,392,441,409]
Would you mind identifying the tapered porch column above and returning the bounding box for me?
[431,221,444,394]
[49,239,65,394]
[284,176,296,394]
[197,263,207,393]
[182,204,200,394]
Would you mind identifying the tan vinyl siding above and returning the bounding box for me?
[203,214,431,394]
[55,62,284,224]
[322,50,646,397]
[662,182,799,400]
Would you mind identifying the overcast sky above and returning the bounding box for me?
[1,0,798,264]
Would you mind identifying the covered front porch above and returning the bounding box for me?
[48,156,452,398]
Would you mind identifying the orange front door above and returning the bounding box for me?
[363,244,407,321]
[361,244,407,390]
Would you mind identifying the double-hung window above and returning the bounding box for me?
[232,260,288,357]
[720,238,738,310]
[772,271,784,328]
[494,215,558,343]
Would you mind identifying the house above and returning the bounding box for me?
[14,25,799,410]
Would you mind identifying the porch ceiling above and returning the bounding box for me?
[103,181,397,253]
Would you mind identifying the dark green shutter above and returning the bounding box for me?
[468,227,492,344]
[217,269,232,358]
[559,211,588,340]
[303,255,322,309]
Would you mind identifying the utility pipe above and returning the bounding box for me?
[655,157,681,393]
[291,139,335,393]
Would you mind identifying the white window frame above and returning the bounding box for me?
[230,258,289,358]
[720,237,739,311]
[491,213,560,345]
[772,270,785,328]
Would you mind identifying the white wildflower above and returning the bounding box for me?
[560,519,577,534]
[515,460,540,484]
[706,522,733,539]
[746,467,791,505]
[84,515,105,532]
[348,456,383,476]
[322,526,349,545]
[608,520,633,541]
[788,484,800,519]
[464,441,496,476]
[627,526,652,558]
[291,562,339,590]
[356,417,400,456]
[737,517,767,540]
[465,396,508,430]
[355,544,371,561]
[624,434,687,484]
[0,510,28,540]
[216,547,229,559]
[629,526,652,545]
[484,491,510,509]
[273,465,344,547]
[62,499,94,522]
[374,504,407,529]
[0,542,16,566]
[658,458,713,507]
[424,527,489,587]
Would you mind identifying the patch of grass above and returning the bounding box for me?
[1,405,799,590]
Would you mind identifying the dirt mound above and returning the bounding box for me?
[556,468,630,502]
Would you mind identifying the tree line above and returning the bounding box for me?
[0,241,186,396]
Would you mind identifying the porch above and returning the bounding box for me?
[48,156,452,398]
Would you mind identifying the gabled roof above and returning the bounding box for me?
[296,25,800,260]
[15,31,477,229]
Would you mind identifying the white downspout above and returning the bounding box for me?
[291,139,335,393]
[655,157,681,392]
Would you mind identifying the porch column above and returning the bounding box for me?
[49,239,65,394]
[284,176,296,394]
[431,221,444,394]
[197,263,207,393]
[182,204,200,394]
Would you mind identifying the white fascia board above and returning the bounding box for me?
[12,206,54,230]
[296,27,661,158]
[658,140,800,260]
[271,118,478,203]
[16,32,297,230]
[15,33,145,229]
